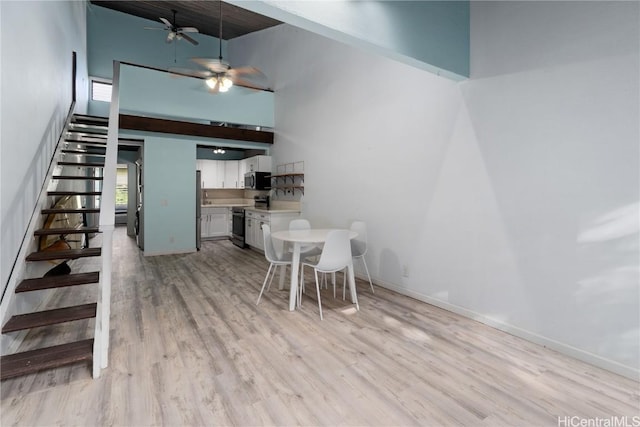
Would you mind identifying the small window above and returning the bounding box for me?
[115,166,128,211]
[91,80,112,102]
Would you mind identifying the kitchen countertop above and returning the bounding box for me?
[199,204,300,214]
[200,203,252,208]
[244,207,301,214]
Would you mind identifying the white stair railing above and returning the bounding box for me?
[93,60,121,378]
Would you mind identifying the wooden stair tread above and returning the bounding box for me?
[64,140,107,146]
[66,128,106,135]
[16,272,99,292]
[57,161,105,167]
[34,227,100,236]
[69,123,108,130]
[61,149,106,156]
[47,191,102,196]
[71,114,108,124]
[26,248,101,262]
[2,303,97,333]
[42,208,100,214]
[0,339,93,380]
[52,175,103,180]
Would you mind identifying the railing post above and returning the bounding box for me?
[94,60,120,375]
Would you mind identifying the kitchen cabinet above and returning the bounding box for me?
[197,160,242,189]
[244,208,300,252]
[245,155,272,173]
[201,207,231,239]
[238,159,248,188]
[197,160,218,188]
[245,210,270,251]
[224,161,239,189]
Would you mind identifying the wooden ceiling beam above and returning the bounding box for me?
[118,114,273,144]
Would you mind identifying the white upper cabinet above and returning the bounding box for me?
[238,159,248,188]
[224,161,239,189]
[198,156,271,189]
[197,159,245,189]
[215,160,226,188]
[198,160,218,188]
[246,155,272,173]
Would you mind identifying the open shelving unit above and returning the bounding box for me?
[269,161,304,195]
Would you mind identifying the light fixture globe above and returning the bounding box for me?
[221,76,233,89]
[205,77,218,89]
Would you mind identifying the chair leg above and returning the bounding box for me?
[314,269,323,320]
[257,263,274,305]
[342,269,347,301]
[361,257,374,293]
[331,272,336,298]
[266,264,279,293]
[298,264,304,308]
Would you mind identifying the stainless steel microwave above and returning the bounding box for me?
[244,172,270,190]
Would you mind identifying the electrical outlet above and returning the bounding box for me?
[402,264,409,277]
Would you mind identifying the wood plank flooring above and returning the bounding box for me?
[2,226,638,426]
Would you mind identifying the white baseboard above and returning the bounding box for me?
[367,277,639,381]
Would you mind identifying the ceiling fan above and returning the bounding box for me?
[189,1,268,93]
[145,9,199,46]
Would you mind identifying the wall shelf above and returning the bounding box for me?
[270,162,304,195]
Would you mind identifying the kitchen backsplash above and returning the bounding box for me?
[202,188,300,210]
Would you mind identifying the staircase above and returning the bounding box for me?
[1,114,110,380]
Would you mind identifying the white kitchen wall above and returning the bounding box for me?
[229,1,639,378]
[0,1,88,300]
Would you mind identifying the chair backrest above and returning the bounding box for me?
[261,224,279,263]
[315,230,352,272]
[350,221,367,257]
[289,218,311,231]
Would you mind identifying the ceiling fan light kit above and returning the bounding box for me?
[189,1,267,93]
[206,76,233,92]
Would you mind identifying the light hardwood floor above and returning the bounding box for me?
[1,226,638,426]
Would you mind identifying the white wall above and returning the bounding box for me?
[229,1,639,378]
[228,0,470,80]
[0,1,88,298]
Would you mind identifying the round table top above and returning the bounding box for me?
[271,228,357,243]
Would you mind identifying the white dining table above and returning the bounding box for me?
[271,228,359,312]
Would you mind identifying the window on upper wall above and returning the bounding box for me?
[91,79,112,102]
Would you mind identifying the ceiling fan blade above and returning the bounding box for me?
[191,57,229,73]
[180,33,199,46]
[230,76,269,91]
[228,66,264,77]
[227,68,268,86]
[178,27,199,33]
[143,26,165,30]
[169,67,211,78]
[160,17,172,27]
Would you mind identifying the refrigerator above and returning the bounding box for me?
[196,170,201,250]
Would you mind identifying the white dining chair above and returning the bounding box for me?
[256,224,292,305]
[343,221,374,299]
[300,229,357,320]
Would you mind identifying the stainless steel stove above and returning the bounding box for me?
[231,207,246,248]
